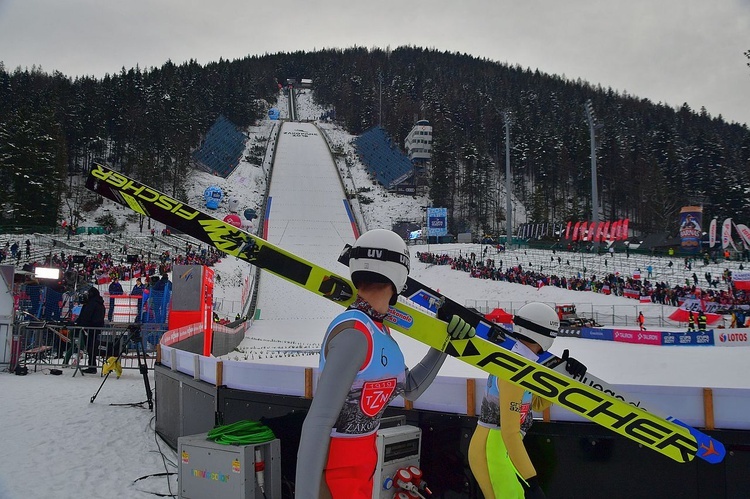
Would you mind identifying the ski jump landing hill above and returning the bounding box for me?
[155,121,750,498]
[223,121,365,363]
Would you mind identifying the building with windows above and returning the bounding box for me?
[404,119,433,162]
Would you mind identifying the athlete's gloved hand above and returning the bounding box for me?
[447,315,476,339]
[522,476,547,499]
[561,349,587,378]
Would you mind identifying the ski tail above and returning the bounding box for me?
[402,275,726,464]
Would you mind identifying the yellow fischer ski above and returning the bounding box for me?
[86,163,723,464]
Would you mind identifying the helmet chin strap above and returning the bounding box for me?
[388,286,398,306]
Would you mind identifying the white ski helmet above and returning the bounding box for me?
[513,302,559,351]
[348,229,410,303]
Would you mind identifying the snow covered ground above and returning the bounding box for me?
[2,89,749,498]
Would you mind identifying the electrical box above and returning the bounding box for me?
[373,425,421,499]
[178,433,281,499]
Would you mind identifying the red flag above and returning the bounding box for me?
[621,219,630,241]
[588,222,597,242]
[565,221,572,240]
[733,271,750,290]
[572,221,582,241]
[610,220,621,240]
[602,220,611,241]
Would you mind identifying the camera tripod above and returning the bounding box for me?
[90,324,153,411]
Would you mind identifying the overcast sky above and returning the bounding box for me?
[1,0,749,126]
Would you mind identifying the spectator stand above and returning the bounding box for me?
[353,126,415,190]
[416,244,750,328]
[192,115,248,178]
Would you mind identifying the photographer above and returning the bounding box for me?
[76,287,106,374]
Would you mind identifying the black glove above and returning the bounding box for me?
[561,349,587,378]
[447,315,476,339]
[522,476,546,499]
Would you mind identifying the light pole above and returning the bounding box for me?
[503,112,513,250]
[378,71,383,127]
[584,100,602,249]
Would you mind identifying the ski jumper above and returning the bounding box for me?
[295,298,448,499]
[468,342,552,499]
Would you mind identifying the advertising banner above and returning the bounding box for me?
[613,329,662,345]
[426,208,448,237]
[737,224,750,248]
[715,331,750,347]
[722,218,737,250]
[557,328,582,338]
[679,206,702,254]
[661,331,714,346]
[580,328,614,341]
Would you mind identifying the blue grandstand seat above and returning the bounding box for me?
[354,126,414,189]
[192,115,247,178]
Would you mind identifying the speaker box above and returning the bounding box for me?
[72,255,86,264]
[126,254,139,263]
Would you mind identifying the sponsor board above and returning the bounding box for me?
[661,331,715,346]
[581,328,614,341]
[715,331,750,347]
[557,328,582,338]
[613,329,661,345]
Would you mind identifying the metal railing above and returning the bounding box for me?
[465,300,692,328]
[8,321,165,374]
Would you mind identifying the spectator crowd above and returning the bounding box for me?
[416,251,750,310]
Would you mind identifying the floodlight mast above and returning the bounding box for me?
[503,112,513,249]
[584,100,600,248]
[378,71,383,126]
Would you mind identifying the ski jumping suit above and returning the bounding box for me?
[295,300,448,498]
[468,342,552,499]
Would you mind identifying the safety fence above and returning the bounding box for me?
[7,321,165,374]
[465,300,690,328]
[15,284,171,325]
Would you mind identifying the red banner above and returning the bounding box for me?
[588,222,597,242]
[614,330,662,345]
[572,221,582,241]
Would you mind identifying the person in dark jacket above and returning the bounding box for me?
[107,276,124,322]
[697,311,707,332]
[76,287,106,374]
[131,277,144,322]
[149,273,172,323]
